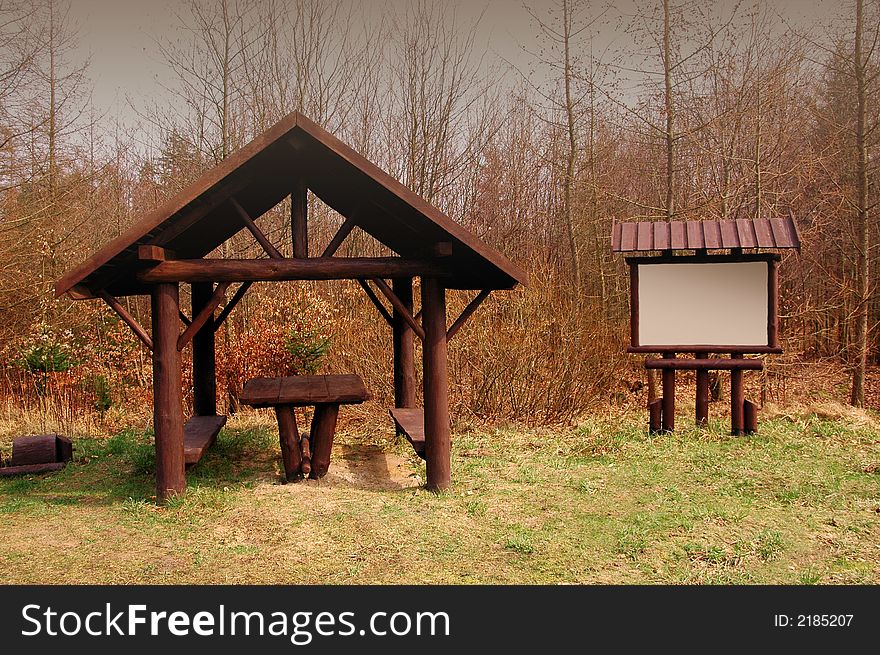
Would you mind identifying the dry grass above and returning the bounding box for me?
[1,405,878,585]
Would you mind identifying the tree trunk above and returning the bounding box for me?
[851,0,870,407]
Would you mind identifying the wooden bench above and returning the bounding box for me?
[389,408,426,459]
[240,374,371,482]
[183,415,227,465]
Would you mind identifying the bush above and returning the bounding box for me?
[285,326,331,375]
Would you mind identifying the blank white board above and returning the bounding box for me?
[637,261,769,347]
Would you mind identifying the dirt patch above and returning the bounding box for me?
[320,443,420,491]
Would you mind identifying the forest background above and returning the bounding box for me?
[1,0,878,435]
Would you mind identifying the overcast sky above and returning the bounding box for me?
[68,0,844,130]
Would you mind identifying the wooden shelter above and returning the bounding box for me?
[55,111,527,501]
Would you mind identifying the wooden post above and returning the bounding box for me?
[151,283,185,502]
[744,399,758,434]
[310,404,340,478]
[421,277,451,492]
[291,180,308,258]
[661,352,675,432]
[276,405,302,482]
[191,282,217,416]
[392,277,416,410]
[695,368,709,426]
[648,398,662,434]
[730,355,745,436]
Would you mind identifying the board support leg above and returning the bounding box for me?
[661,352,675,432]
[695,368,710,427]
[743,399,758,434]
[730,359,745,436]
[648,398,662,434]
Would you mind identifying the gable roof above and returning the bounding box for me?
[56,112,527,299]
[611,217,800,253]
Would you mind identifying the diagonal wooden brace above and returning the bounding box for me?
[446,289,490,341]
[322,216,357,257]
[231,198,284,259]
[178,282,230,350]
[213,281,252,332]
[98,290,153,351]
[372,277,425,341]
[357,279,393,326]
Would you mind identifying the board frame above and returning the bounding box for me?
[625,252,781,354]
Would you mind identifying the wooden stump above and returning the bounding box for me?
[275,405,302,482]
[10,435,58,466]
[310,405,339,479]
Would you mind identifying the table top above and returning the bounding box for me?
[240,374,371,408]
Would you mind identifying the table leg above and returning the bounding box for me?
[276,404,303,482]
[310,404,340,479]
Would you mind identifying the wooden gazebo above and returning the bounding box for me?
[55,112,527,501]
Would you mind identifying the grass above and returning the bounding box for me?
[0,407,878,584]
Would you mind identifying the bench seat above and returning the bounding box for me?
[390,408,426,459]
[183,415,227,464]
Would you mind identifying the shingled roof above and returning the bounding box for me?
[611,217,801,253]
[56,112,527,299]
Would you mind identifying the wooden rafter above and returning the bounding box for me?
[98,290,153,351]
[231,197,283,259]
[446,289,491,341]
[213,281,252,332]
[178,310,191,326]
[372,277,425,341]
[321,216,356,257]
[356,279,393,326]
[138,258,451,284]
[178,283,231,350]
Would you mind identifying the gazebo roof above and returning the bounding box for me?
[56,111,527,299]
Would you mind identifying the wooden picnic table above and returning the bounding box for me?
[240,374,371,481]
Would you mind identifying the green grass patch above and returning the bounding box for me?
[0,409,878,584]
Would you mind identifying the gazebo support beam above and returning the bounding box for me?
[291,180,308,258]
[191,282,218,416]
[151,282,186,503]
[422,277,450,492]
[392,277,417,411]
[138,258,451,284]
